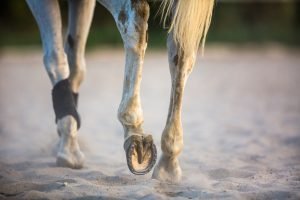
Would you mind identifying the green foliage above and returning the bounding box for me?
[207,2,300,46]
[0,1,299,48]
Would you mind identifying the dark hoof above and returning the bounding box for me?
[124,134,157,175]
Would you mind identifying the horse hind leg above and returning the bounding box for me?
[55,0,96,168]
[26,0,84,169]
[65,0,96,102]
[100,0,157,175]
[152,33,196,182]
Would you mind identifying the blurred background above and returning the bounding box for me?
[1,2,300,198]
[0,0,299,49]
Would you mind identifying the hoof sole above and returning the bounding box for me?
[124,134,157,175]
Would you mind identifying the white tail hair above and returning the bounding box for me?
[161,0,214,55]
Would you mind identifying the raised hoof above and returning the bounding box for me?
[56,150,85,169]
[152,155,182,183]
[124,134,157,175]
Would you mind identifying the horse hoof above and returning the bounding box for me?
[124,134,157,175]
[152,155,182,183]
[56,150,85,169]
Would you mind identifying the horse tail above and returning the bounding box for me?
[161,0,215,54]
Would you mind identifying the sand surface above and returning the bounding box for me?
[0,46,300,199]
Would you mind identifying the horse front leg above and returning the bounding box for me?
[153,33,196,182]
[104,0,157,175]
[26,0,83,169]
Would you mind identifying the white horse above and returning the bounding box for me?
[26,0,214,182]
